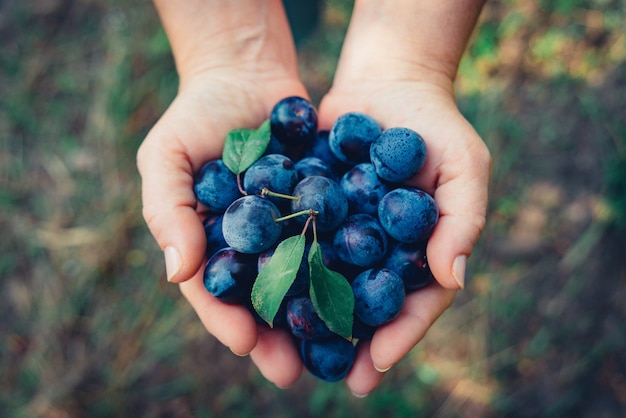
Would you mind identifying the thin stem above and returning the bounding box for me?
[237,173,247,195]
[312,215,318,242]
[274,209,319,223]
[301,211,316,236]
[261,187,299,201]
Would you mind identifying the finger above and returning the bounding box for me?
[138,140,206,283]
[249,327,303,388]
[345,340,385,397]
[179,270,259,356]
[137,105,226,283]
[419,135,491,290]
[317,93,366,131]
[369,284,456,372]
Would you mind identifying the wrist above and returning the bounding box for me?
[333,0,484,91]
[153,0,299,85]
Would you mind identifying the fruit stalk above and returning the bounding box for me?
[274,209,319,223]
[261,187,300,201]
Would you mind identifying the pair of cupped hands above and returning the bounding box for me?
[136,11,491,397]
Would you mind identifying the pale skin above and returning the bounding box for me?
[137,0,491,397]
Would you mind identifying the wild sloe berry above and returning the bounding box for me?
[370,127,426,182]
[222,195,282,254]
[329,112,382,165]
[352,268,405,327]
[193,159,241,212]
[333,213,388,268]
[378,187,438,243]
[300,334,356,382]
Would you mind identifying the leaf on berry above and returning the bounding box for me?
[308,241,354,340]
[223,119,271,174]
[252,234,305,327]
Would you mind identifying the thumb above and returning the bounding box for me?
[425,140,491,290]
[137,130,209,284]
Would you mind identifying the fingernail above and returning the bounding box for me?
[452,255,466,289]
[374,364,392,373]
[351,391,370,398]
[164,246,182,282]
[230,347,249,357]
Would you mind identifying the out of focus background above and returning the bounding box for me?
[2,0,626,416]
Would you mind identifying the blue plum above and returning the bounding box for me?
[340,162,392,215]
[294,156,332,180]
[384,242,434,292]
[300,335,356,382]
[291,176,348,232]
[193,159,241,212]
[333,214,388,268]
[318,239,360,280]
[328,112,382,165]
[243,154,298,206]
[286,297,333,340]
[222,195,282,254]
[202,214,228,258]
[263,134,285,156]
[378,187,439,243]
[352,268,405,327]
[306,130,350,179]
[203,248,257,304]
[370,127,427,182]
[270,96,318,146]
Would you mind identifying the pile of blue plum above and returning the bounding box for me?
[193,96,439,382]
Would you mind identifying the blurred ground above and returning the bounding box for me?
[1,0,626,417]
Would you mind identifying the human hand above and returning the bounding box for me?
[319,81,490,395]
[137,0,310,388]
[317,1,491,395]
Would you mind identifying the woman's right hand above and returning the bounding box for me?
[137,0,311,389]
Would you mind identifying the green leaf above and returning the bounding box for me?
[251,235,305,326]
[308,242,354,340]
[222,119,271,175]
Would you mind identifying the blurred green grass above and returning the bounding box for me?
[1,0,626,417]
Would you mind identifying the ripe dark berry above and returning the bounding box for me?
[294,156,332,180]
[333,213,388,268]
[202,214,228,258]
[243,154,298,207]
[193,159,241,212]
[370,127,427,182]
[300,335,356,382]
[222,195,282,254]
[270,96,318,146]
[203,248,257,304]
[286,297,332,340]
[263,135,285,156]
[291,176,348,232]
[384,242,434,292]
[306,130,350,179]
[352,268,405,327]
[340,162,392,215]
[378,187,439,243]
[318,239,360,280]
[329,112,382,165]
